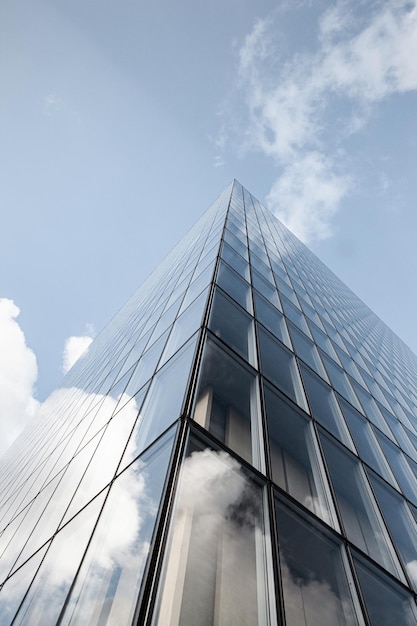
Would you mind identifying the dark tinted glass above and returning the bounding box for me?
[353,554,417,625]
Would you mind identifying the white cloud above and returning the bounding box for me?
[0,299,39,455]
[235,0,417,241]
[62,334,93,374]
[267,152,351,241]
[0,301,95,455]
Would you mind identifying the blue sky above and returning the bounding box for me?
[1,0,417,452]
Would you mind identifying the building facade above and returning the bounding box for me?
[1,181,417,624]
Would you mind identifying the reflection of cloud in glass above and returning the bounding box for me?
[58,469,149,625]
[156,448,270,626]
[406,560,417,587]
[0,384,162,624]
[59,432,174,625]
[280,561,356,626]
[276,502,360,626]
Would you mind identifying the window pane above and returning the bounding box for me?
[275,500,363,626]
[258,326,307,412]
[253,292,290,347]
[353,553,417,626]
[123,331,169,399]
[12,493,107,625]
[193,338,261,468]
[375,432,417,504]
[319,433,402,578]
[59,429,176,625]
[216,261,251,311]
[121,335,197,470]
[369,473,417,590]
[281,296,311,336]
[300,365,352,448]
[160,288,208,367]
[252,269,280,307]
[338,397,397,485]
[223,228,248,258]
[220,242,249,280]
[209,288,255,364]
[350,382,392,437]
[288,323,327,380]
[0,545,49,625]
[152,441,276,626]
[264,385,336,527]
[320,354,361,410]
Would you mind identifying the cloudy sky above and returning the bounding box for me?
[1,0,417,452]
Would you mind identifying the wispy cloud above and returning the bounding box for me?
[43,92,64,114]
[0,300,96,454]
[0,299,39,454]
[234,0,417,241]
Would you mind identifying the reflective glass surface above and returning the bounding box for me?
[209,288,255,364]
[353,553,417,625]
[264,384,336,526]
[152,438,276,626]
[319,432,402,577]
[3,180,417,624]
[258,326,307,411]
[275,500,363,626]
[194,338,261,468]
[59,429,175,625]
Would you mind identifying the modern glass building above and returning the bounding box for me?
[1,180,417,625]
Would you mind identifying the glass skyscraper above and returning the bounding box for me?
[1,180,417,625]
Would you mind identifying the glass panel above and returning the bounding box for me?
[309,323,338,361]
[193,338,261,468]
[383,411,417,459]
[120,335,197,470]
[264,384,336,527]
[250,253,273,281]
[275,500,364,626]
[59,387,148,527]
[152,440,277,626]
[350,381,392,437]
[160,288,208,368]
[0,545,49,625]
[281,295,311,336]
[122,331,169,400]
[353,552,417,626]
[251,269,280,307]
[12,492,107,625]
[369,473,417,590]
[179,261,214,313]
[319,433,402,578]
[223,228,248,258]
[375,433,417,504]
[220,241,249,280]
[339,397,398,486]
[300,365,353,448]
[216,261,251,312]
[288,323,328,380]
[258,326,308,412]
[209,288,255,365]
[59,428,176,626]
[320,354,361,411]
[253,292,290,347]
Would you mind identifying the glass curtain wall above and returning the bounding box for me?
[2,181,417,625]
